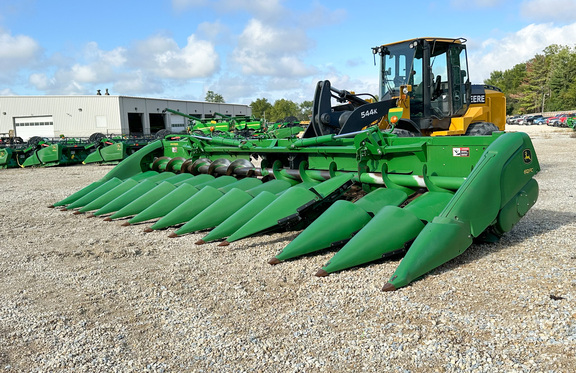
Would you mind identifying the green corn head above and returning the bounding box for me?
[12,134,156,168]
[52,123,539,290]
[49,37,541,290]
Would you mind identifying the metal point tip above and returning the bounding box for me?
[86,214,95,218]
[72,211,83,215]
[143,227,154,233]
[268,257,281,265]
[103,217,112,222]
[315,269,329,277]
[218,241,230,247]
[382,282,396,292]
[195,239,206,245]
[59,208,68,211]
[121,222,131,227]
[168,232,178,238]
[48,205,55,208]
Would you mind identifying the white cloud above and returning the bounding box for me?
[28,73,52,91]
[0,28,41,82]
[25,34,218,95]
[113,71,165,95]
[0,87,16,95]
[27,42,128,94]
[0,29,40,62]
[130,34,219,79]
[468,22,576,82]
[83,42,126,67]
[70,64,98,83]
[521,0,576,22]
[231,19,317,77]
[29,72,86,95]
[196,21,231,44]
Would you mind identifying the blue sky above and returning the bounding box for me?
[2,0,576,104]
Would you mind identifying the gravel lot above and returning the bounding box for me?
[1,124,575,372]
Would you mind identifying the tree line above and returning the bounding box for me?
[205,91,313,122]
[484,44,576,115]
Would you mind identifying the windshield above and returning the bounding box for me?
[380,42,419,100]
[378,39,470,122]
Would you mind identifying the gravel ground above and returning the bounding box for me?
[1,124,575,372]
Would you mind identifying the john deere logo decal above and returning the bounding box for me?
[523,149,532,164]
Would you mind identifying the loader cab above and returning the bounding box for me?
[375,38,471,132]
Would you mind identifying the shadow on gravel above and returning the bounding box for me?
[428,207,576,276]
[232,231,302,251]
[214,207,575,280]
[505,207,576,241]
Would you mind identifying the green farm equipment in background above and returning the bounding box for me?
[260,118,306,139]
[51,38,540,291]
[163,108,264,137]
[82,133,156,165]
[0,135,28,168]
[0,146,29,169]
[20,136,95,167]
[9,133,156,168]
[565,115,576,130]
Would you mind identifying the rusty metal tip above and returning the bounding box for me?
[218,241,230,247]
[143,227,154,233]
[121,222,131,227]
[59,207,68,211]
[168,232,179,238]
[195,239,206,245]
[268,257,281,265]
[103,217,112,222]
[72,211,83,215]
[382,282,396,292]
[315,269,329,277]
[48,205,55,208]
[86,214,95,218]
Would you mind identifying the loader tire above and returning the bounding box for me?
[27,136,45,147]
[391,128,418,137]
[465,122,499,136]
[283,116,298,124]
[89,132,106,143]
[155,129,172,139]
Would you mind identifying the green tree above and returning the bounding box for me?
[485,63,526,115]
[547,46,576,110]
[299,100,313,121]
[485,70,505,90]
[518,54,548,113]
[268,99,300,122]
[485,43,576,114]
[205,90,225,103]
[250,98,273,119]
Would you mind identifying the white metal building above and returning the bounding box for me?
[0,95,252,140]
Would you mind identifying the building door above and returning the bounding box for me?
[149,113,165,135]
[169,113,186,133]
[128,113,143,136]
[14,116,55,141]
